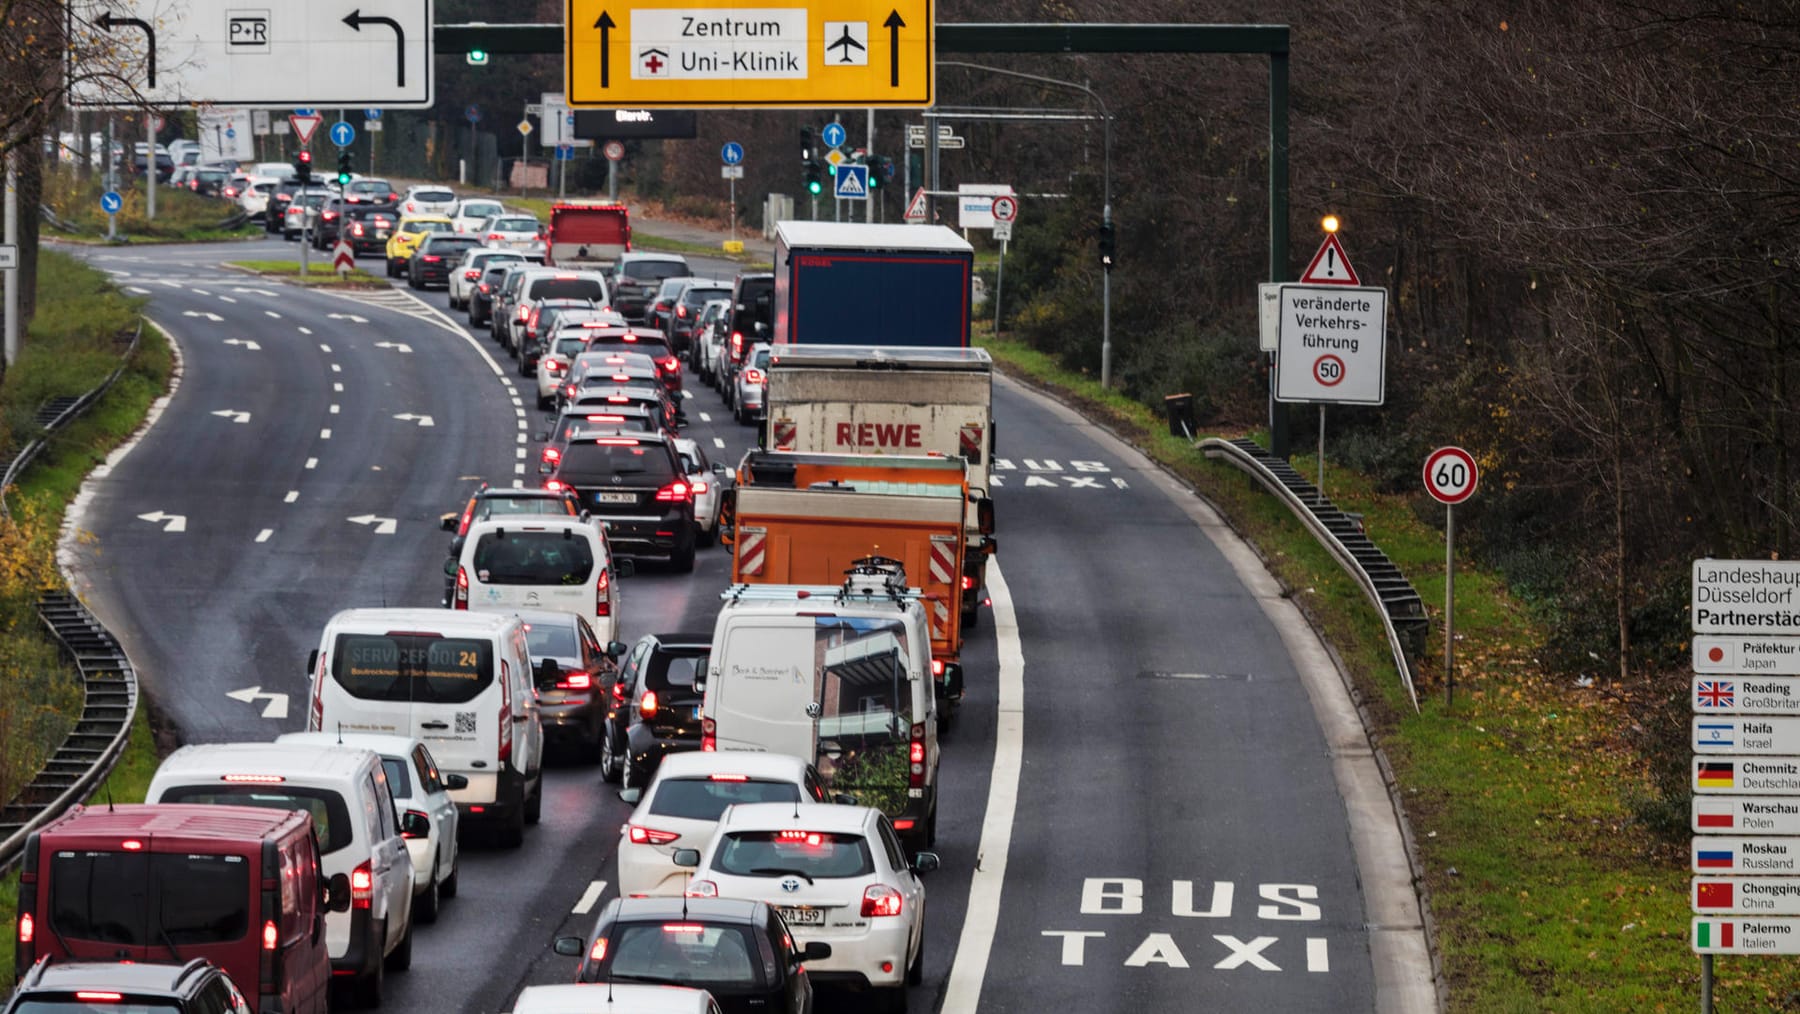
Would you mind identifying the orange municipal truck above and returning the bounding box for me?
[721,450,978,714]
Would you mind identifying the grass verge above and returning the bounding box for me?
[974,330,1795,1010]
[223,260,383,287]
[42,172,258,243]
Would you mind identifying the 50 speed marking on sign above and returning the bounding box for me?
[1423,446,1479,504]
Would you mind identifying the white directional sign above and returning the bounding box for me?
[1692,916,1800,954]
[222,338,262,350]
[68,0,434,108]
[393,412,434,426]
[1694,796,1800,836]
[1274,284,1388,405]
[1693,560,1800,635]
[1693,836,1800,874]
[1694,676,1800,716]
[957,184,1013,229]
[0,245,16,270]
[1693,756,1800,794]
[210,409,252,424]
[1695,717,1800,755]
[1695,635,1800,675]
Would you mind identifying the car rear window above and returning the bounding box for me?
[155,785,353,854]
[524,621,578,659]
[559,442,678,480]
[472,530,596,585]
[49,850,251,946]
[332,633,495,705]
[712,831,874,879]
[625,260,688,281]
[682,287,730,307]
[648,778,801,821]
[477,496,573,520]
[12,1000,183,1014]
[642,649,706,691]
[413,189,455,202]
[460,202,504,218]
[528,277,606,302]
[600,922,763,990]
[495,217,538,232]
[553,337,589,359]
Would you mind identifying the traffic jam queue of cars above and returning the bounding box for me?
[9,205,990,1014]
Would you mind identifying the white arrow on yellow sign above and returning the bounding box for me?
[565,0,935,109]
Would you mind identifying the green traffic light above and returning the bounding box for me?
[807,179,823,195]
[338,172,352,185]
[467,48,489,65]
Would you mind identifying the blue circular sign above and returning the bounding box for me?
[364,108,383,120]
[330,121,356,147]
[293,107,316,116]
[225,127,236,139]
[720,141,744,166]
[821,123,847,148]
[465,104,481,124]
[100,191,123,214]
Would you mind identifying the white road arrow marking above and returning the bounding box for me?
[225,685,290,719]
[347,514,398,534]
[181,310,224,321]
[393,413,435,427]
[232,287,279,296]
[327,313,369,324]
[223,338,262,350]
[211,409,252,424]
[135,511,187,532]
[374,341,413,353]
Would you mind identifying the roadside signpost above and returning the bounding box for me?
[289,114,322,146]
[603,140,625,161]
[991,194,1018,336]
[1423,446,1479,707]
[101,190,122,240]
[721,142,745,246]
[1690,559,1800,1007]
[564,0,934,108]
[833,163,869,200]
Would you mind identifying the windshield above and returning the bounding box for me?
[48,850,250,946]
[471,530,596,585]
[156,785,352,853]
[649,778,801,822]
[331,633,495,705]
[599,922,764,990]
[712,831,873,879]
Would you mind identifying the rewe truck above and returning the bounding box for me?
[772,221,974,347]
[721,449,972,717]
[765,344,996,625]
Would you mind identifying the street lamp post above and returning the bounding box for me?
[935,61,1113,386]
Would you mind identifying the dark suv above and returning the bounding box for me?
[409,234,483,289]
[343,206,398,257]
[609,253,692,321]
[603,632,711,788]
[6,959,251,1014]
[666,279,732,357]
[544,431,696,571]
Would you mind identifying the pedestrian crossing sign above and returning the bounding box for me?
[834,164,870,200]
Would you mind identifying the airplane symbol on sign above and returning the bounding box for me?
[826,22,868,65]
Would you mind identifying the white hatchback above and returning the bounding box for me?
[616,752,829,898]
[481,213,546,255]
[399,184,458,217]
[673,437,728,546]
[450,248,527,311]
[452,198,507,234]
[677,803,937,1005]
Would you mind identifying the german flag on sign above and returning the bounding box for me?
[1697,762,1734,789]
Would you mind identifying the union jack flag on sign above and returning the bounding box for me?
[1697,681,1735,709]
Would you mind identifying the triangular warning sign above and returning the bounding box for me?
[904,187,927,222]
[1299,233,1361,285]
[289,114,322,146]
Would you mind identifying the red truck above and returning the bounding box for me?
[544,201,631,269]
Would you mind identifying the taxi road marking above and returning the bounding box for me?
[572,880,608,915]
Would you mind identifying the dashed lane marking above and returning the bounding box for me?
[304,458,317,469]
[699,412,711,423]
[255,529,273,543]
[320,429,332,440]
[330,405,340,414]
[283,491,299,504]
[318,344,331,353]
[218,296,236,303]
[573,881,609,915]
[713,437,726,449]
[264,310,281,319]
[333,383,343,392]
[331,364,341,373]
[298,327,313,336]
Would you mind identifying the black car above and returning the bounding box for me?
[727,272,774,346]
[311,196,352,249]
[264,175,306,233]
[409,234,483,289]
[343,206,397,257]
[537,407,665,475]
[468,261,516,327]
[553,897,825,1014]
[602,632,709,788]
[667,280,732,357]
[515,607,626,762]
[5,959,250,1014]
[342,177,398,206]
[609,253,693,322]
[544,431,696,571]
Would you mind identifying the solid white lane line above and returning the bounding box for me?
[283,491,299,504]
[941,562,1022,1013]
[304,458,318,469]
[255,529,273,543]
[572,880,608,915]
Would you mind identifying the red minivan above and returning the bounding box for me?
[14,803,345,1014]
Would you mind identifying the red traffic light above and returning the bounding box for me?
[296,151,312,164]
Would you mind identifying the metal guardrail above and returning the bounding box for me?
[0,320,146,872]
[1201,436,1427,711]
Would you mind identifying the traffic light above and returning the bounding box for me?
[799,126,814,162]
[800,127,823,194]
[867,155,893,188]
[805,159,823,195]
[335,151,353,186]
[293,150,312,185]
[466,48,489,65]
[1098,221,1116,270]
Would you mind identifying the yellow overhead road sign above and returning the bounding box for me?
[565,0,934,108]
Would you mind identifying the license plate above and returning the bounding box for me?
[594,492,635,504]
[779,907,824,926]
[691,706,702,720]
[375,230,390,239]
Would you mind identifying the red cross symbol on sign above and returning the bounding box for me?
[639,48,668,75]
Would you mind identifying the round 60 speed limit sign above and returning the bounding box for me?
[1423,446,1479,504]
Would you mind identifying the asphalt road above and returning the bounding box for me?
[60,232,1389,1012]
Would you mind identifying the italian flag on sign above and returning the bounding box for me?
[1697,920,1735,949]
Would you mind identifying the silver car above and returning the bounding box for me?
[449,248,526,310]
[399,184,458,217]
[674,437,730,546]
[480,214,546,256]
[731,342,771,425]
[693,298,731,385]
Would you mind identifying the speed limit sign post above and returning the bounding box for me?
[1424,446,1480,706]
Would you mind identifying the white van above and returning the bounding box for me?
[700,559,941,849]
[145,741,417,1007]
[511,983,721,1014]
[307,608,545,847]
[451,516,622,644]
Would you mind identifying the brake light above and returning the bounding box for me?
[487,232,502,242]
[702,717,716,751]
[402,809,429,839]
[627,825,681,845]
[465,269,481,280]
[75,993,123,1002]
[588,937,608,962]
[544,479,567,492]
[478,283,490,294]
[18,911,33,944]
[911,740,926,766]
[639,689,659,720]
[686,880,718,898]
[351,224,365,236]
[557,672,593,690]
[322,211,338,221]
[607,395,629,404]
[542,447,562,465]
[709,773,748,782]
[744,367,765,384]
[676,305,689,318]
[611,373,631,382]
[224,187,239,198]
[612,681,627,705]
[350,862,374,909]
[931,659,945,677]
[388,192,398,202]
[223,774,286,783]
[121,839,144,851]
[405,201,416,212]
[862,884,904,918]
[457,499,477,535]
[659,357,680,373]
[663,923,706,933]
[263,919,279,950]
[910,722,926,788]
[517,305,531,321]
[778,830,823,845]
[961,575,976,591]
[690,480,709,495]
[654,480,691,502]
[596,568,611,618]
[730,332,743,353]
[498,696,513,764]
[454,566,469,608]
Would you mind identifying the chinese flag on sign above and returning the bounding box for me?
[1696,882,1733,909]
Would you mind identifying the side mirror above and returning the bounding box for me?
[606,641,628,658]
[981,536,997,557]
[975,496,996,535]
[800,941,833,961]
[305,648,318,678]
[618,787,641,805]
[536,658,561,682]
[444,773,468,790]
[671,848,701,868]
[443,557,459,577]
[324,872,353,913]
[449,536,467,556]
[911,852,941,874]
[832,792,858,805]
[440,513,458,531]
[552,936,585,957]
[615,558,636,579]
[711,463,728,475]
[400,811,431,838]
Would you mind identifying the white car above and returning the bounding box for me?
[691,299,731,384]
[481,213,546,255]
[237,174,280,220]
[536,332,593,410]
[673,437,728,546]
[616,753,829,899]
[283,189,331,240]
[279,731,464,922]
[450,248,527,310]
[452,198,506,234]
[679,802,937,1005]
[399,184,458,216]
[731,343,771,425]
